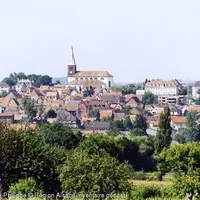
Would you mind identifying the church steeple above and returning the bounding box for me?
[68,46,77,76]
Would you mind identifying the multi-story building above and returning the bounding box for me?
[144,79,182,96]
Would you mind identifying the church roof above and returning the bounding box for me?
[74,71,113,77]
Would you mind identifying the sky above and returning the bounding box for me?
[0,0,200,83]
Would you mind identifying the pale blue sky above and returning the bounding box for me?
[0,0,200,83]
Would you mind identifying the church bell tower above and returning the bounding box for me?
[68,46,77,77]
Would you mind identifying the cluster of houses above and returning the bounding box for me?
[1,47,200,134]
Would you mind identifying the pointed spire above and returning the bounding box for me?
[68,46,76,66]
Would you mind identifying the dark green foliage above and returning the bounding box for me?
[178,87,187,95]
[0,126,66,195]
[83,86,95,97]
[108,120,125,135]
[143,92,157,105]
[2,72,52,88]
[154,106,172,154]
[89,109,100,121]
[38,122,83,149]
[132,114,147,134]
[123,105,132,115]
[117,136,156,171]
[123,116,133,130]
[115,84,136,95]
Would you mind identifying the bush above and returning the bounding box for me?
[132,171,147,180]
[9,178,42,197]
[146,172,162,181]
[130,181,175,200]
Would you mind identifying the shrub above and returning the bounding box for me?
[132,171,147,180]
[146,172,162,181]
[130,181,175,200]
[9,178,42,197]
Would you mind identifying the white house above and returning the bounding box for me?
[15,79,33,93]
[192,81,200,99]
[67,46,114,89]
[144,79,182,96]
[0,82,10,94]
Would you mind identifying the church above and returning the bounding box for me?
[67,47,114,91]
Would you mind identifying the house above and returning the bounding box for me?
[15,79,33,93]
[0,82,10,94]
[170,107,182,116]
[188,105,200,113]
[84,121,110,131]
[192,81,200,99]
[100,92,124,103]
[56,109,79,128]
[113,112,125,121]
[125,96,141,108]
[45,91,59,100]
[99,109,113,120]
[67,46,114,89]
[171,116,186,131]
[64,101,81,116]
[83,100,110,111]
[144,79,182,96]
[0,113,14,123]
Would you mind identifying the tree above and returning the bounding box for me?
[108,120,125,135]
[154,106,172,154]
[77,135,122,157]
[0,127,23,193]
[195,97,200,105]
[157,143,200,200]
[143,92,156,105]
[22,96,37,122]
[83,86,95,97]
[123,105,132,115]
[17,72,27,80]
[60,151,132,200]
[115,85,136,95]
[88,109,100,121]
[9,178,42,197]
[38,122,83,150]
[123,116,133,130]
[133,114,147,134]
[178,87,187,95]
[2,77,16,87]
[174,111,200,143]
[0,91,8,98]
[47,110,57,118]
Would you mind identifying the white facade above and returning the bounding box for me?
[144,79,181,96]
[145,86,178,96]
[68,76,113,88]
[192,85,200,99]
